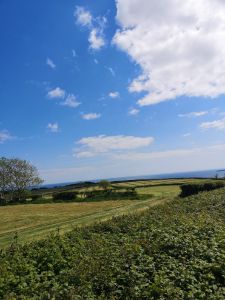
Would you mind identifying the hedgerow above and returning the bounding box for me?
[52,191,78,201]
[0,188,225,299]
[180,181,225,197]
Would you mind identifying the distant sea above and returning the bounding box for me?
[42,168,225,189]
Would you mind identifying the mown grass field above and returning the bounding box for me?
[0,178,218,248]
[0,198,168,248]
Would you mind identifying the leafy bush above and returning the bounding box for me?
[52,191,77,201]
[12,190,32,203]
[31,194,42,201]
[180,181,225,197]
[99,179,111,190]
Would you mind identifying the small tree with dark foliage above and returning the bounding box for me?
[99,180,111,191]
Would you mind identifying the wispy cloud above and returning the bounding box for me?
[109,91,120,98]
[107,67,115,76]
[47,87,65,99]
[72,49,77,57]
[75,6,106,51]
[74,6,92,27]
[46,58,56,69]
[179,111,208,118]
[182,133,191,137]
[200,118,225,130]
[0,130,13,143]
[60,94,81,108]
[82,113,101,120]
[47,123,60,133]
[88,28,105,50]
[128,108,140,116]
[74,135,154,158]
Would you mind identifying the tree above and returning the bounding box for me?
[99,180,111,191]
[0,157,43,202]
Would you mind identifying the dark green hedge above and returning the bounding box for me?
[180,181,225,197]
[52,191,77,201]
[84,189,138,200]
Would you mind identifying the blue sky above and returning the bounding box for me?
[1,0,225,183]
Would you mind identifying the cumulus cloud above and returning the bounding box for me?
[109,91,120,98]
[0,130,13,143]
[82,113,101,120]
[113,0,225,106]
[200,118,225,130]
[47,123,59,133]
[128,108,140,116]
[60,94,81,108]
[47,87,65,99]
[179,111,208,118]
[46,58,56,69]
[74,135,154,158]
[74,6,106,50]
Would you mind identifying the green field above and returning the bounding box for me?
[0,178,218,248]
[0,183,224,299]
[0,198,168,248]
[0,178,185,248]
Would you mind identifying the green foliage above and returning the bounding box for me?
[99,180,111,190]
[180,181,225,197]
[0,188,225,299]
[52,191,78,202]
[0,157,43,203]
[83,188,139,201]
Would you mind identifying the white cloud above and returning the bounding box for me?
[109,91,120,98]
[74,135,154,158]
[0,130,13,143]
[128,108,140,116]
[46,58,56,69]
[200,118,225,130]
[75,6,106,51]
[60,94,81,108]
[107,67,115,76]
[82,113,101,120]
[88,28,105,50]
[179,111,208,118]
[47,123,59,133]
[94,59,99,64]
[113,0,225,106]
[182,133,191,137]
[74,6,92,27]
[47,87,65,99]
